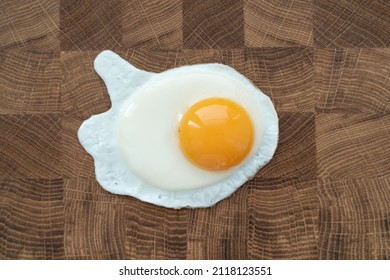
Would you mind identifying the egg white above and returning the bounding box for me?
[78,50,278,208]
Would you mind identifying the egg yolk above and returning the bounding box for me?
[179,97,254,171]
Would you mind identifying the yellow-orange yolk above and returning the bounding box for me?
[179,98,254,171]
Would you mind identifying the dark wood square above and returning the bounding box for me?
[0,50,60,114]
[314,0,390,47]
[187,187,248,240]
[125,201,188,259]
[318,177,390,259]
[64,179,126,259]
[187,238,247,259]
[0,0,60,51]
[257,112,316,181]
[60,0,122,50]
[62,116,95,179]
[316,113,390,179]
[244,48,314,112]
[183,0,244,48]
[0,179,64,259]
[248,179,319,259]
[244,0,313,47]
[315,48,390,113]
[122,0,183,48]
[60,51,111,118]
[0,114,62,178]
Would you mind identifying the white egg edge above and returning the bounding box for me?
[78,50,279,209]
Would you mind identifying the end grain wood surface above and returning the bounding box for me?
[0,0,389,260]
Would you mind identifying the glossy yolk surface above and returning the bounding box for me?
[179,98,254,171]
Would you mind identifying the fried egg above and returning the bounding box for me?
[78,50,278,208]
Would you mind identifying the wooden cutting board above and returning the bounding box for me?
[0,0,389,260]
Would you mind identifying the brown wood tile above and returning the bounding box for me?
[0,114,62,179]
[244,48,314,112]
[60,51,111,118]
[315,48,390,113]
[183,0,244,48]
[187,238,247,260]
[123,49,245,73]
[244,0,313,47]
[0,0,60,51]
[125,49,183,72]
[0,50,61,114]
[186,187,248,259]
[318,176,390,259]
[62,116,95,179]
[122,0,183,48]
[182,49,245,72]
[60,0,122,50]
[316,113,390,179]
[125,201,188,259]
[187,186,248,240]
[64,179,126,259]
[314,0,390,47]
[248,179,319,259]
[257,112,316,181]
[0,179,64,259]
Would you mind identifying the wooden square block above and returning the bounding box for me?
[314,0,390,47]
[123,49,245,73]
[125,201,188,259]
[244,0,313,47]
[62,116,95,179]
[60,0,122,50]
[257,112,316,181]
[316,114,390,179]
[183,0,244,48]
[181,49,245,72]
[122,0,183,48]
[0,114,62,178]
[0,51,60,114]
[0,179,64,259]
[187,186,248,240]
[0,0,60,50]
[317,177,390,259]
[60,51,111,118]
[244,48,314,112]
[186,238,247,260]
[315,49,390,113]
[248,179,319,259]
[64,179,126,259]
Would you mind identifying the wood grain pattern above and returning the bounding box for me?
[187,187,248,259]
[0,0,389,260]
[126,200,188,259]
[244,48,314,112]
[0,114,62,178]
[183,0,244,48]
[62,116,95,179]
[0,50,60,114]
[318,177,390,259]
[244,0,313,47]
[60,0,122,50]
[0,0,60,51]
[61,51,111,117]
[64,179,126,259]
[315,48,390,113]
[248,179,319,259]
[0,179,64,259]
[316,114,390,180]
[314,0,390,47]
[122,0,183,48]
[257,112,316,181]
